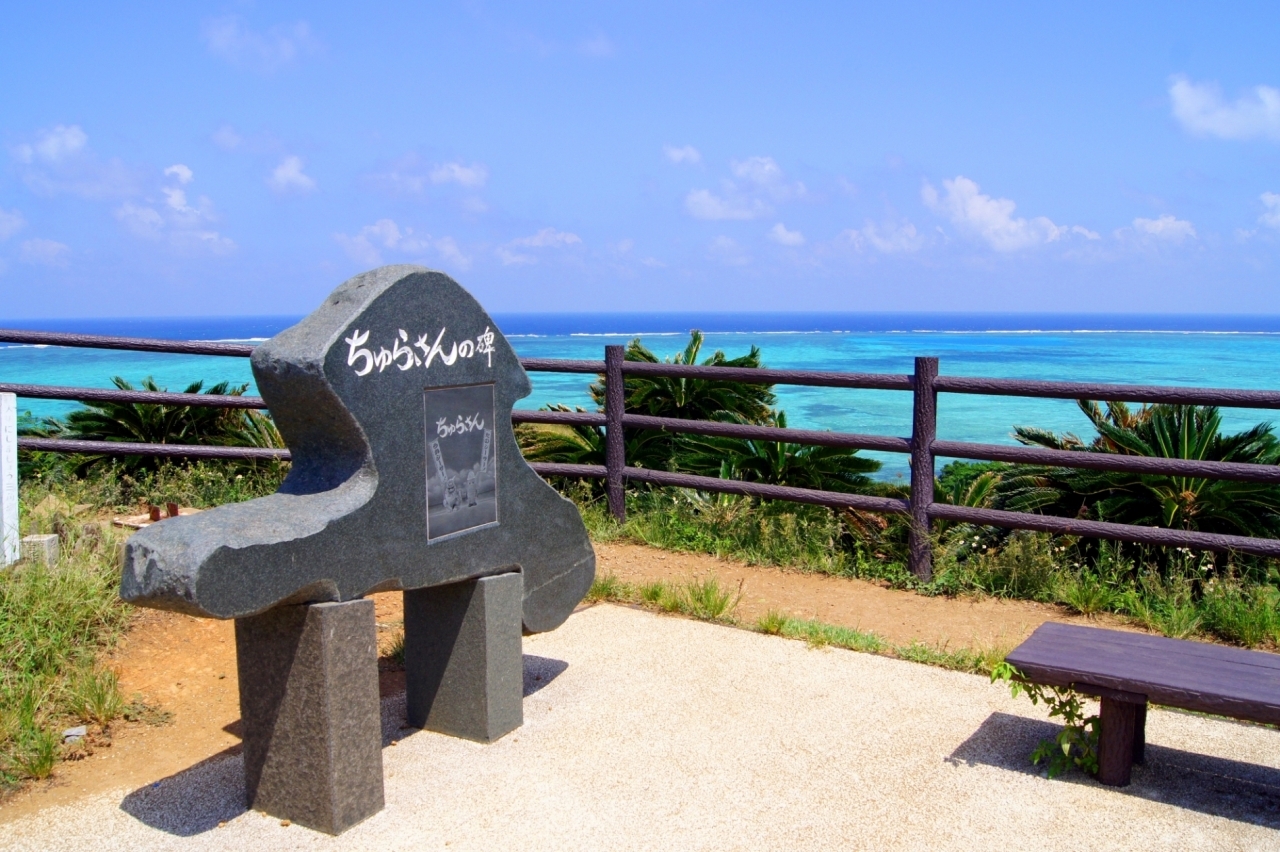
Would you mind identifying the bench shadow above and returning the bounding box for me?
[950,712,1280,828]
[119,654,568,836]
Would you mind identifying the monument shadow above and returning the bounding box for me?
[118,653,568,837]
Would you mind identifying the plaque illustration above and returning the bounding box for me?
[425,383,498,540]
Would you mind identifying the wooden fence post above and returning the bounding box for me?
[908,357,938,580]
[604,345,626,523]
[1,392,18,567]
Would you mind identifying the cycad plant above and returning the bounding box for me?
[28,376,284,473]
[519,332,778,476]
[677,411,881,493]
[587,331,777,472]
[1001,400,1280,539]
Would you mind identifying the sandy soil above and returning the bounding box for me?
[0,540,1125,822]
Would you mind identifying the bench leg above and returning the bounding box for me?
[1097,696,1137,786]
[1132,702,1147,765]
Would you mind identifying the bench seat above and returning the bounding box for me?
[1005,622,1280,786]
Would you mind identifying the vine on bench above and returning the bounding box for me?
[991,662,1100,778]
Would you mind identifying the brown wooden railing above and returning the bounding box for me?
[5,329,1280,578]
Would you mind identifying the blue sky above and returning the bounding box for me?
[2,2,1279,318]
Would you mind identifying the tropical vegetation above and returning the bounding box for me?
[516,331,881,491]
[19,376,283,474]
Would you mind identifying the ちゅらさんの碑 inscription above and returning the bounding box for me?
[120,265,596,633]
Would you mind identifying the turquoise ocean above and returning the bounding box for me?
[4,313,1280,479]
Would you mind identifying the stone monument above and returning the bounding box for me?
[121,266,596,834]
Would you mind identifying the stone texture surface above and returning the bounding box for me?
[235,599,383,835]
[121,265,595,633]
[20,534,59,566]
[405,572,523,742]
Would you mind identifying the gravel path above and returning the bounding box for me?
[6,604,1279,851]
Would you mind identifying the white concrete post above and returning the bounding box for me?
[0,393,18,567]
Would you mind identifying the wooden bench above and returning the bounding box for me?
[1005,622,1280,786]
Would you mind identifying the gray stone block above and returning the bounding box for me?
[405,572,523,742]
[235,599,383,835]
[21,534,59,566]
[121,266,595,635]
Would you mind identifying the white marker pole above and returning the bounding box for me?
[0,393,18,567]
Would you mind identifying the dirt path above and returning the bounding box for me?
[595,542,1126,649]
[0,541,1121,822]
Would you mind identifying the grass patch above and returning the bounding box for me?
[589,574,1007,675]
[571,483,866,577]
[585,574,742,623]
[1,460,280,790]
[0,522,133,788]
[18,459,288,522]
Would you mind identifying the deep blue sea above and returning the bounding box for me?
[4,313,1280,479]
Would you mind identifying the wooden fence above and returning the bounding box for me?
[5,328,1280,579]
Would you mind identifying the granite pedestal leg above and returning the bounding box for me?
[234,599,384,835]
[404,572,523,742]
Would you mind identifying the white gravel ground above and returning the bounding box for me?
[5,603,1280,851]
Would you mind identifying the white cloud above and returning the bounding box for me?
[164,164,194,185]
[0,208,25,242]
[495,228,582,265]
[1128,215,1197,242]
[201,16,320,73]
[496,247,536,266]
[1260,192,1280,230]
[367,154,489,197]
[685,189,770,221]
[684,155,805,221]
[10,125,135,198]
[616,238,634,253]
[268,156,317,194]
[11,125,87,164]
[731,156,806,200]
[842,220,925,254]
[768,223,805,246]
[433,237,470,270]
[579,33,616,57]
[114,202,166,238]
[19,238,70,267]
[212,125,242,151]
[1169,76,1280,142]
[429,161,489,188]
[511,228,582,248]
[922,176,1084,251]
[664,145,701,165]
[732,156,783,186]
[334,219,470,270]
[113,167,234,253]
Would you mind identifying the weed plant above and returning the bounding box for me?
[0,521,132,788]
[585,574,742,623]
[19,457,288,520]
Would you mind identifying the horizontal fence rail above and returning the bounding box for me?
[17,437,289,460]
[934,375,1280,409]
[0,382,267,409]
[6,329,1280,578]
[0,329,256,358]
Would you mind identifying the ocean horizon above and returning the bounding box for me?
[5,312,1280,479]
